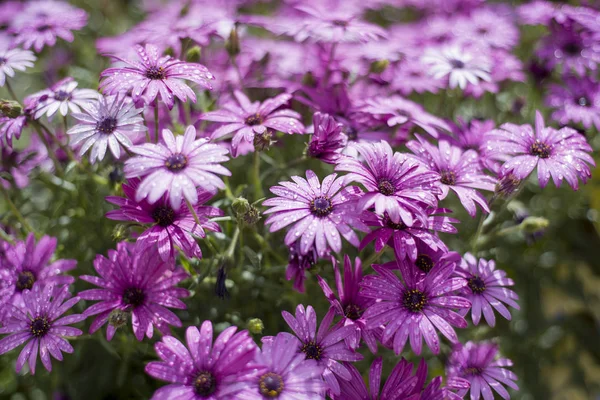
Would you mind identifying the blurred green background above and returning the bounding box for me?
[1,1,599,399]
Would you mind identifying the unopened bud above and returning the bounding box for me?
[0,100,23,119]
[495,173,522,198]
[108,309,129,329]
[302,71,316,87]
[226,27,241,57]
[186,46,202,63]
[232,197,261,227]
[519,216,549,234]
[163,47,175,58]
[232,197,251,215]
[247,318,264,334]
[179,0,191,17]
[253,129,275,152]
[369,59,389,74]
[109,166,124,184]
[112,224,129,242]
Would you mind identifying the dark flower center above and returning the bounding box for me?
[194,371,217,397]
[450,59,465,69]
[409,71,422,78]
[0,57,6,66]
[96,117,118,134]
[36,24,52,32]
[54,90,70,102]
[145,66,166,80]
[577,96,591,107]
[16,270,35,291]
[310,196,332,217]
[403,289,427,313]
[344,304,362,320]
[245,113,263,126]
[495,173,521,197]
[333,20,349,27]
[464,366,483,376]
[301,341,323,360]
[563,42,581,56]
[477,27,489,35]
[529,141,551,159]
[440,170,457,185]
[416,254,434,273]
[468,276,486,294]
[30,316,51,338]
[377,178,395,196]
[384,214,406,230]
[164,153,188,172]
[152,206,175,227]
[122,287,146,307]
[259,372,285,398]
[345,127,358,141]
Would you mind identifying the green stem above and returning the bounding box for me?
[253,151,264,199]
[4,80,18,101]
[471,196,497,253]
[0,226,15,244]
[362,248,385,269]
[185,198,201,226]
[224,227,240,261]
[0,185,36,235]
[32,123,64,176]
[210,216,233,223]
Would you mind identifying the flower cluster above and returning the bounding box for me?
[1,0,598,399]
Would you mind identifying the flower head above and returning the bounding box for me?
[537,24,600,76]
[546,76,600,131]
[106,179,222,261]
[360,207,458,262]
[447,341,519,400]
[361,259,471,355]
[0,115,26,148]
[9,0,88,52]
[238,332,327,400]
[307,112,347,164]
[317,255,379,354]
[336,141,441,226]
[422,46,492,90]
[201,91,304,157]
[124,125,231,210]
[100,44,214,109]
[407,135,496,217]
[67,94,147,163]
[0,138,47,189]
[285,242,318,293]
[281,305,362,395]
[0,47,36,87]
[0,233,76,322]
[29,77,99,119]
[486,111,595,190]
[79,242,189,341]
[145,321,260,400]
[0,284,83,374]
[263,170,367,258]
[454,253,519,327]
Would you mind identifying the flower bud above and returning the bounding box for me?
[232,197,261,227]
[232,197,251,215]
[109,166,124,184]
[519,216,549,234]
[0,100,23,119]
[108,309,129,329]
[186,46,202,63]
[369,59,390,74]
[163,47,175,58]
[112,224,129,242]
[226,27,241,57]
[253,129,275,152]
[495,172,522,198]
[247,318,264,334]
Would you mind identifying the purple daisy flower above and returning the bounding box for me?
[337,357,450,400]
[285,242,319,293]
[238,332,327,400]
[79,242,189,341]
[422,46,492,90]
[0,233,76,320]
[317,255,380,354]
[0,284,83,374]
[361,260,471,355]
[106,179,223,261]
[447,341,519,400]
[356,96,452,138]
[537,25,600,76]
[30,77,99,119]
[200,91,305,157]
[0,138,47,189]
[454,9,519,50]
[335,141,441,226]
[307,112,347,164]
[407,135,496,217]
[485,111,595,190]
[0,115,26,148]
[454,253,520,327]
[145,321,259,400]
[0,47,36,87]
[546,76,600,131]
[281,304,362,396]
[100,43,214,109]
[9,0,88,53]
[263,170,367,258]
[359,208,458,262]
[124,125,231,210]
[67,94,146,163]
